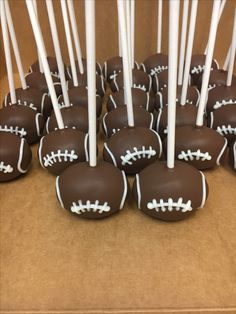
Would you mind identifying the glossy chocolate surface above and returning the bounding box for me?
[141,53,168,76]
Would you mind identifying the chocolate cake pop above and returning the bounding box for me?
[152,68,169,93]
[103,56,123,83]
[0,132,32,182]
[103,106,154,137]
[110,68,152,93]
[141,53,168,77]
[229,140,236,170]
[107,88,155,112]
[206,85,236,112]
[0,105,44,144]
[190,54,218,86]
[46,106,89,134]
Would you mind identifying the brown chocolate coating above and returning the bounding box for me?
[58,86,102,117]
[67,73,105,97]
[197,69,236,90]
[133,160,208,221]
[229,140,236,171]
[208,104,236,144]
[107,88,155,112]
[190,54,218,86]
[206,85,236,113]
[0,105,44,144]
[172,125,227,170]
[152,69,169,93]
[46,106,89,134]
[110,69,151,93]
[29,56,69,80]
[67,58,102,78]
[0,132,32,182]
[56,161,128,219]
[103,126,162,175]
[38,129,88,175]
[141,53,168,76]
[156,103,199,139]
[4,87,53,119]
[103,106,154,137]
[155,85,199,110]
[25,72,62,97]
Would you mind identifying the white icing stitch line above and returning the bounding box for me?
[6,99,37,111]
[0,125,27,137]
[70,200,111,214]
[133,83,147,92]
[43,150,78,167]
[0,161,13,173]
[178,149,212,161]
[104,142,117,166]
[17,139,28,173]
[121,146,156,166]
[150,65,168,76]
[191,65,205,74]
[216,137,228,166]
[213,99,236,110]
[216,125,236,136]
[147,198,192,213]
[119,171,128,210]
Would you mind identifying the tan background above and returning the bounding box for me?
[1,0,236,313]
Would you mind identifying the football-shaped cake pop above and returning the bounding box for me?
[58,86,102,117]
[56,161,128,219]
[155,85,199,110]
[103,126,162,175]
[0,132,32,182]
[67,58,102,78]
[190,54,218,86]
[103,106,154,137]
[3,87,53,119]
[208,104,236,144]
[152,68,169,93]
[206,85,236,112]
[110,69,152,93]
[25,72,62,97]
[156,103,200,138]
[229,140,236,171]
[0,105,44,144]
[172,125,227,170]
[197,69,236,91]
[133,160,208,221]
[46,106,89,134]
[107,88,155,112]
[38,128,88,175]
[67,72,105,97]
[141,53,168,76]
[29,56,69,79]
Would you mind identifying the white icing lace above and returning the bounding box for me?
[178,149,212,161]
[71,200,111,214]
[216,125,236,136]
[150,65,168,76]
[133,83,146,91]
[109,71,121,80]
[147,198,192,213]
[121,146,156,165]
[43,149,78,167]
[191,65,205,74]
[213,99,236,110]
[7,99,37,111]
[0,161,13,173]
[0,125,27,137]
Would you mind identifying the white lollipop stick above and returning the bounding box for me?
[85,0,96,167]
[5,0,27,90]
[177,0,189,86]
[60,0,78,86]
[130,0,135,68]
[118,20,122,57]
[125,0,132,84]
[67,0,84,74]
[223,43,231,70]
[32,0,43,73]
[167,0,180,169]
[117,0,134,127]
[180,0,198,106]
[196,0,221,127]
[46,0,70,107]
[226,8,236,86]
[0,1,16,104]
[26,0,64,129]
[157,0,162,54]
[204,0,226,54]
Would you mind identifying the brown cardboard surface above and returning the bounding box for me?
[1,0,236,312]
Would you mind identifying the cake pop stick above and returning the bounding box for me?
[125,0,132,70]
[196,0,221,127]
[180,0,198,105]
[223,43,231,70]
[26,0,64,129]
[46,0,70,108]
[0,0,16,104]
[177,0,189,86]
[130,0,135,69]
[226,9,236,87]
[167,0,180,169]
[60,0,78,87]
[32,0,43,73]
[67,0,84,74]
[157,0,162,54]
[4,0,27,90]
